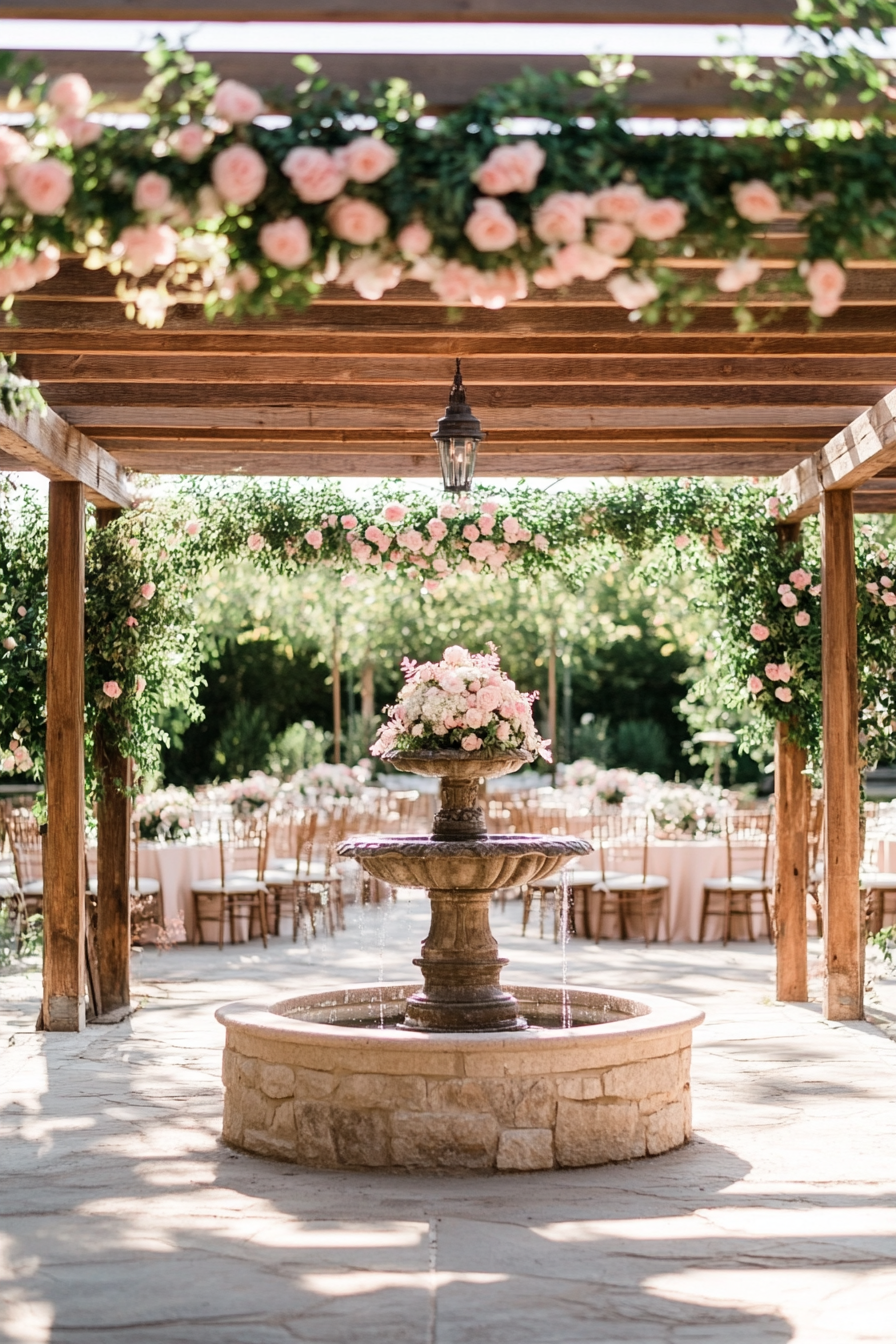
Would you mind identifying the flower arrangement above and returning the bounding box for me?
[371,643,551,759]
[625,779,729,837]
[559,761,651,804]
[134,785,194,841]
[283,761,369,802]
[0,734,33,776]
[226,771,280,815]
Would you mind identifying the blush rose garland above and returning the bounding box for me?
[0,25,893,331]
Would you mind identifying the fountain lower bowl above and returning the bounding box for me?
[216,983,704,1171]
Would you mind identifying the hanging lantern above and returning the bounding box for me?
[431,358,485,495]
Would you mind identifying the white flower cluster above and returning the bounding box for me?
[371,644,551,759]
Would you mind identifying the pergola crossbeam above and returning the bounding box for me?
[777,389,896,521]
[0,405,134,508]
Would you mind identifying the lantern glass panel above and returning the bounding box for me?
[437,435,478,494]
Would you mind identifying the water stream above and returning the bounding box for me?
[559,870,572,1028]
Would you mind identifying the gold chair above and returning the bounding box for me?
[598,815,669,946]
[8,809,44,915]
[699,812,773,944]
[191,817,269,949]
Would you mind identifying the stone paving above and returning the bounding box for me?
[2,891,896,1343]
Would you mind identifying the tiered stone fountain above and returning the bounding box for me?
[217,750,703,1171]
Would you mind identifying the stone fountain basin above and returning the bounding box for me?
[216,983,704,1171]
[338,835,591,891]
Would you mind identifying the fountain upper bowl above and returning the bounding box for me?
[338,833,590,891]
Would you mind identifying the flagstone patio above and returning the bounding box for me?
[3,893,896,1343]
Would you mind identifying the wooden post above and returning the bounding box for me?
[547,627,557,779]
[774,720,810,1001]
[360,659,375,721]
[332,617,341,765]
[94,506,131,1015]
[42,482,86,1032]
[821,488,863,1020]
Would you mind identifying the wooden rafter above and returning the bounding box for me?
[777,390,896,521]
[0,404,134,507]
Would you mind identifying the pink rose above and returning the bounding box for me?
[882,575,894,588]
[778,663,792,683]
[439,503,459,520]
[481,499,500,515]
[133,171,171,213]
[0,127,29,168]
[114,224,178,277]
[716,257,763,293]
[790,568,812,589]
[464,198,519,252]
[170,123,211,163]
[397,528,424,551]
[397,221,432,258]
[781,591,798,608]
[775,687,793,703]
[334,136,397,183]
[244,533,264,553]
[809,584,821,596]
[607,272,659,311]
[884,592,896,608]
[464,707,486,728]
[338,250,403,301]
[765,496,780,518]
[478,685,502,712]
[134,675,146,696]
[478,514,496,535]
[469,540,495,561]
[103,680,122,700]
[463,524,480,542]
[212,144,267,206]
[424,579,441,593]
[674,534,690,550]
[426,518,447,541]
[444,645,468,665]
[259,217,311,269]
[747,675,763,694]
[461,734,482,751]
[383,503,406,524]
[32,246,61,283]
[365,525,389,551]
[48,73,92,117]
[0,259,38,297]
[326,195,388,246]
[303,529,323,550]
[591,221,634,256]
[433,556,448,573]
[502,517,521,542]
[533,266,563,290]
[795,611,811,626]
[765,663,780,681]
[125,616,137,628]
[341,514,358,529]
[532,191,590,245]
[750,623,769,641]
[533,534,549,552]
[341,572,358,588]
[589,183,647,223]
[281,146,346,203]
[185,519,201,536]
[806,259,846,318]
[496,721,511,742]
[56,115,102,148]
[10,159,73,215]
[633,197,686,241]
[469,266,527,309]
[552,242,615,284]
[2,637,15,650]
[350,540,372,564]
[431,260,479,304]
[472,139,545,196]
[732,179,780,224]
[140,582,156,600]
[210,79,264,125]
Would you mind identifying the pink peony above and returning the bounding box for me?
[334,136,397,183]
[259,217,311,269]
[552,242,615,284]
[463,524,480,542]
[747,675,763,694]
[140,582,156,599]
[341,514,358,529]
[806,259,846,318]
[10,159,73,215]
[471,139,545,196]
[607,272,659,310]
[170,123,211,163]
[590,182,647,223]
[795,611,811,626]
[383,503,407,524]
[765,662,781,681]
[210,79,264,125]
[134,675,146,696]
[439,503,459,520]
[750,623,769,641]
[469,266,527,309]
[114,224,178,276]
[303,529,323,550]
[133,171,171,213]
[478,514,495,534]
[48,73,92,117]
[532,191,589,245]
[397,221,432,257]
[281,146,346,203]
[185,519,201,536]
[716,257,763,293]
[775,686,793,703]
[533,534,549,552]
[461,733,483,751]
[591,221,634,256]
[103,680,122,700]
[674,534,690,550]
[212,144,266,206]
[56,115,102,148]
[790,568,812,589]
[732,179,780,224]
[431,260,479,304]
[426,518,447,541]
[781,591,798,608]
[326,195,388,246]
[633,197,686,241]
[0,127,29,168]
[464,198,519,252]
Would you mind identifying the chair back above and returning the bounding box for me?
[724,811,772,882]
[603,813,650,883]
[8,809,43,887]
[217,813,268,885]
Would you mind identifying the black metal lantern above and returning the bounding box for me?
[431,358,485,495]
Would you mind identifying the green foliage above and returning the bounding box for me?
[268,719,333,778]
[0,906,42,966]
[0,355,44,418]
[868,922,896,964]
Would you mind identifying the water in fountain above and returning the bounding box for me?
[559,870,572,1029]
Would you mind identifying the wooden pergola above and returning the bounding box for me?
[1,0,892,1030]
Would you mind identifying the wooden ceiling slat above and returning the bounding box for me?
[0,1,796,20]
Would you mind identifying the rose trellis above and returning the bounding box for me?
[2,1,896,330]
[1,473,894,790]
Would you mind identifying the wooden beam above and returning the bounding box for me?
[0,0,797,19]
[820,488,863,1022]
[777,388,896,522]
[0,405,133,508]
[42,482,86,1033]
